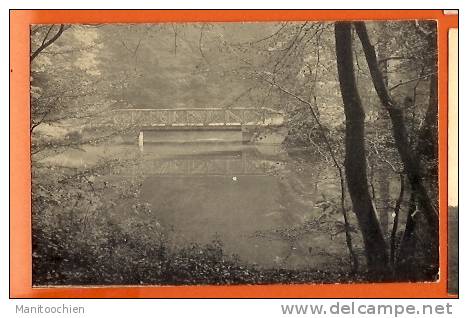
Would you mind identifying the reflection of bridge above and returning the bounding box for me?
[108,107,284,127]
[112,154,279,176]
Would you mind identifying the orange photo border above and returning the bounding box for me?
[10,9,458,298]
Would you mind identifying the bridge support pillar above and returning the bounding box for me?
[138,131,144,151]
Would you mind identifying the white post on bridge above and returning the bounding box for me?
[138,131,144,152]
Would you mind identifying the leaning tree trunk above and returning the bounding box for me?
[353,22,439,243]
[417,73,438,162]
[334,22,389,274]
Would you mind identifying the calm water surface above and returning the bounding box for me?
[44,142,371,270]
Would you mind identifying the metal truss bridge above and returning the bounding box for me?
[105,107,284,128]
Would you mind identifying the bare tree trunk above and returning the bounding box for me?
[390,173,405,266]
[378,167,390,235]
[335,22,389,274]
[396,191,417,275]
[417,73,438,161]
[396,73,439,275]
[353,22,439,243]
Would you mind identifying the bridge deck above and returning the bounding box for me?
[141,125,243,131]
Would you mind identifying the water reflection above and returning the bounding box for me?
[43,142,352,270]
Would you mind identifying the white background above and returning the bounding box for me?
[1,1,465,317]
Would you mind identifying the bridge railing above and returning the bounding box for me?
[101,107,284,127]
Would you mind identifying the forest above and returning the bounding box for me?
[30,20,439,285]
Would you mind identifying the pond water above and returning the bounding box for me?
[41,141,397,271]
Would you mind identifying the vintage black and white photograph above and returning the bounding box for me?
[30,20,439,286]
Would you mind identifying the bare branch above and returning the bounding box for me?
[40,25,54,47]
[378,56,414,63]
[30,95,61,133]
[31,24,66,62]
[246,22,289,45]
[30,25,44,36]
[171,24,178,56]
[198,24,210,64]
[388,72,436,91]
[272,22,308,72]
[41,43,99,56]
